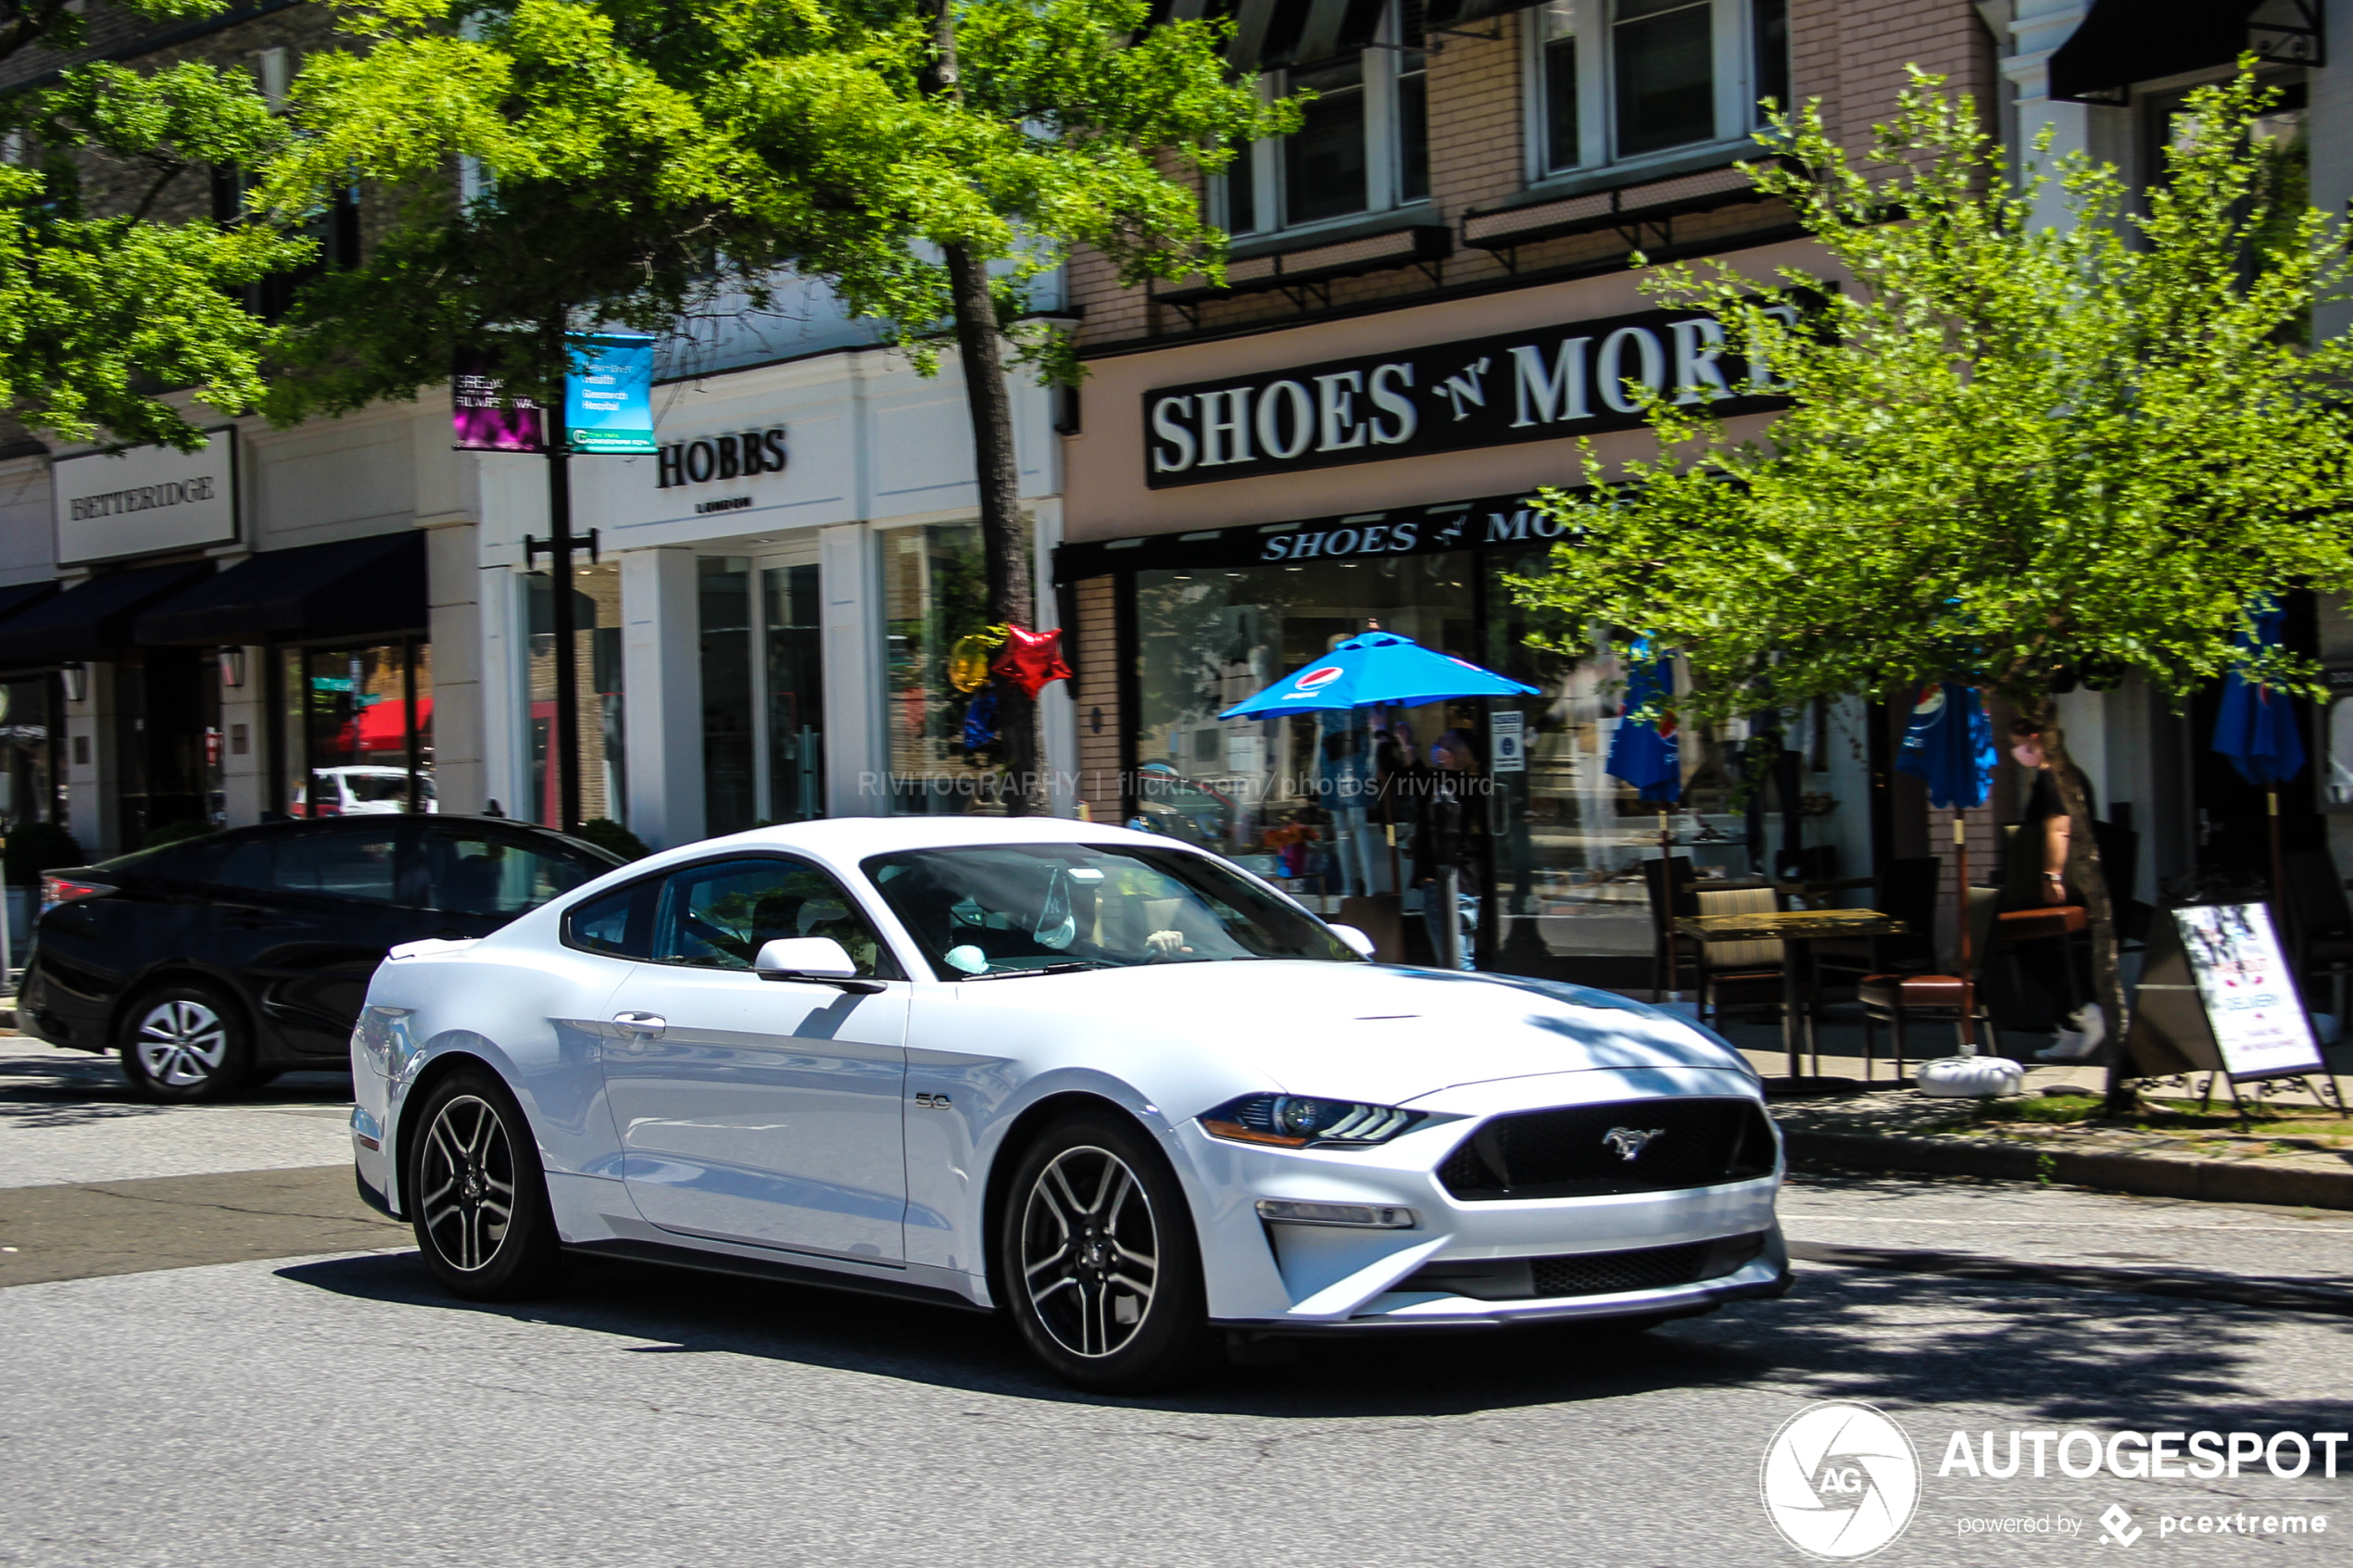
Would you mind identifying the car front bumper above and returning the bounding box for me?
[1174,1066,1785,1330]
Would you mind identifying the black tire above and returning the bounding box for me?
[998,1110,1215,1392]
[404,1068,563,1300]
[119,984,255,1102]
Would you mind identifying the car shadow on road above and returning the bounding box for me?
[274,1248,2353,1428]
[0,1045,350,1128]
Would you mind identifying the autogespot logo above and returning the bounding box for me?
[1762,1400,1922,1560]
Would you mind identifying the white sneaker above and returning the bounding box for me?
[2069,1004,2108,1053]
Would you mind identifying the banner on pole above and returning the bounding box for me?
[564,333,657,455]
[451,351,546,453]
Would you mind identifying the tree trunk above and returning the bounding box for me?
[2020,696,2133,1115]
[930,1,1038,815]
[944,240,1039,815]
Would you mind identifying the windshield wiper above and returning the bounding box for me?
[963,960,1118,981]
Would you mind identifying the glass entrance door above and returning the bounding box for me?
[698,548,825,836]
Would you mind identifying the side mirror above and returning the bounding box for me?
[1327,922,1378,960]
[753,937,885,994]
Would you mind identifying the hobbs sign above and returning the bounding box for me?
[1142,303,1792,488]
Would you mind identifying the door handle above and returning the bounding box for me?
[612,1011,666,1035]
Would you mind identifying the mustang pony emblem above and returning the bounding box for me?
[1602,1126,1664,1161]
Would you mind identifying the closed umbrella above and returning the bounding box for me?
[2213,602,2306,901]
[1216,631,1536,970]
[1605,643,1681,803]
[1895,682,1995,1049]
[1608,645,1687,1002]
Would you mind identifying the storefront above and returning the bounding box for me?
[1057,245,1880,984]
[520,342,1064,849]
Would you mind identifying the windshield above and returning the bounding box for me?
[863,842,1363,980]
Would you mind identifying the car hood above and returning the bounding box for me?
[966,960,1755,1105]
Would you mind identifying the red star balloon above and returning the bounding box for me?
[989,624,1073,697]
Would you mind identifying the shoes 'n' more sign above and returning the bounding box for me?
[1141,302,1793,488]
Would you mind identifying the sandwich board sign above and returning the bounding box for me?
[2122,902,2324,1082]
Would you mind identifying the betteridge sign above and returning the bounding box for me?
[1141,302,1793,488]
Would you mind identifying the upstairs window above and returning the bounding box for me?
[1210,0,1430,238]
[1533,0,1790,179]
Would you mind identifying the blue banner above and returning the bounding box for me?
[564,333,657,456]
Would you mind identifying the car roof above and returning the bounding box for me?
[659,814,1183,869]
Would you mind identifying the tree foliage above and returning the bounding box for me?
[258,0,1291,407]
[1511,68,2353,1097]
[1513,69,2353,718]
[0,1,310,448]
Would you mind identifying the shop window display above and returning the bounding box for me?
[882,523,1004,814]
[277,641,434,817]
[0,676,55,837]
[1482,546,1872,974]
[1135,552,1478,908]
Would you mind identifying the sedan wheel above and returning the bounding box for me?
[406,1070,562,1299]
[120,986,252,1102]
[1000,1112,1214,1391]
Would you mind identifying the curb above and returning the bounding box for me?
[1783,1129,2353,1212]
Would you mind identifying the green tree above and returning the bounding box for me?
[0,1,309,448]
[1510,69,2353,1107]
[261,0,1291,810]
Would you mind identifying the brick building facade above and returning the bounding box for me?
[1055,0,2001,981]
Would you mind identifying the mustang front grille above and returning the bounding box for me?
[1398,1232,1768,1302]
[1437,1098,1776,1201]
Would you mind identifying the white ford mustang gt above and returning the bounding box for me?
[351,816,1787,1388]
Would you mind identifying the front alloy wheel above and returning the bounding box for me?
[406,1070,562,1299]
[1021,1146,1161,1360]
[1000,1113,1214,1391]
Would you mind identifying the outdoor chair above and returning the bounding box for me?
[1856,884,2004,1077]
[1691,884,1788,1029]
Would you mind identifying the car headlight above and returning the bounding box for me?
[1200,1094,1422,1148]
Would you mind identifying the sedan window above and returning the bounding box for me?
[423,829,600,916]
[651,858,898,977]
[862,844,1362,980]
[273,829,403,903]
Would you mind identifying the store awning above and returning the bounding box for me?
[0,561,213,663]
[133,532,427,646]
[1150,0,1538,73]
[0,580,60,629]
[2048,0,2322,105]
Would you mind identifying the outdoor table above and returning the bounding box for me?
[1675,908,1908,1084]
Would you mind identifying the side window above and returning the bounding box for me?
[424,829,601,916]
[651,857,899,978]
[273,829,403,903]
[216,835,275,891]
[565,877,656,960]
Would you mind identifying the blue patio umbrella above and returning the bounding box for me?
[1894,680,1994,1039]
[1606,644,1681,804]
[1894,681,1994,809]
[2213,603,2307,786]
[1214,631,1537,718]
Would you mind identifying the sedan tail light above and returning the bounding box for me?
[41,874,116,913]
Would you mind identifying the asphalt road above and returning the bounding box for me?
[4,1036,2351,1568]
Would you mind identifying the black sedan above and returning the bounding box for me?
[19,815,622,1099]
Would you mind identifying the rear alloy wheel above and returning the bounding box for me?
[406,1069,561,1299]
[1000,1113,1214,1391]
[120,986,252,1102]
